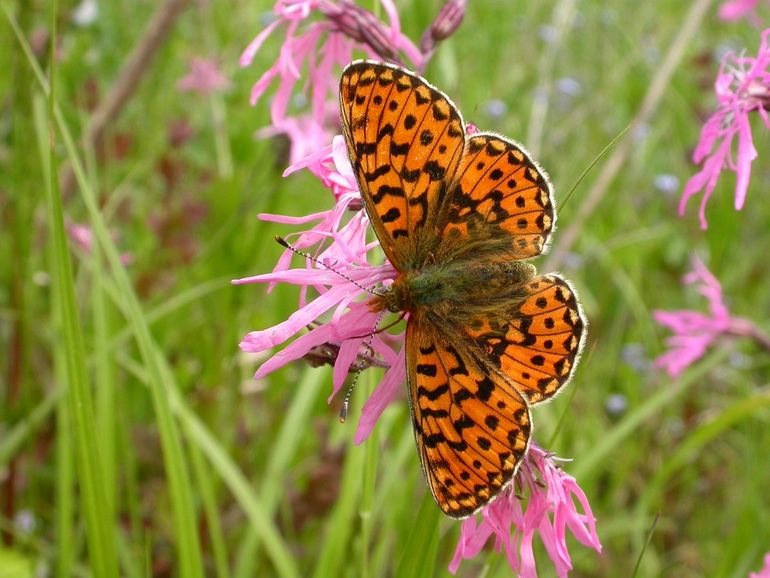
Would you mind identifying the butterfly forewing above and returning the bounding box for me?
[340,61,465,267]
[440,134,555,261]
[406,319,531,518]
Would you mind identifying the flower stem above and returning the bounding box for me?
[728,317,770,353]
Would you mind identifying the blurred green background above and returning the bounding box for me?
[2,0,770,576]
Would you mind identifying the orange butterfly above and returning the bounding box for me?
[339,61,586,518]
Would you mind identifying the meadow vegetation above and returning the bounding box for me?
[2,1,770,576]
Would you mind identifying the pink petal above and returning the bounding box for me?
[249,66,281,106]
[354,348,406,443]
[240,284,356,353]
[253,323,336,377]
[733,112,758,210]
[718,0,761,22]
[240,17,283,67]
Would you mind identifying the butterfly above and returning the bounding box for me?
[338,61,586,518]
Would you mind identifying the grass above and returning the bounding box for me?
[2,0,770,576]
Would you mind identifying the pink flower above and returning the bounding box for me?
[241,0,423,164]
[679,29,770,229]
[67,222,133,265]
[233,135,403,442]
[254,100,341,165]
[653,257,761,377]
[719,0,762,22]
[449,444,602,577]
[177,57,231,95]
[750,553,770,578]
[68,222,95,252]
[283,134,362,204]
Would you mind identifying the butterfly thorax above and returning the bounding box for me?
[370,259,537,315]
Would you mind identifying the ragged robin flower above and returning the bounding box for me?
[679,28,770,229]
[450,444,601,578]
[241,0,423,163]
[654,256,770,377]
[177,57,231,96]
[719,0,762,22]
[234,135,404,443]
[241,1,468,163]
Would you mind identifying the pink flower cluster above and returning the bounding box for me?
[237,2,601,574]
[652,256,766,377]
[67,222,133,265]
[241,0,424,164]
[233,137,404,444]
[680,28,770,229]
[653,257,733,377]
[450,444,601,578]
[177,57,231,95]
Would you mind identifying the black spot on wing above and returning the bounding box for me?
[418,383,448,400]
[380,207,401,223]
[424,160,446,181]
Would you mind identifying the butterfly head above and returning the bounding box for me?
[369,272,415,314]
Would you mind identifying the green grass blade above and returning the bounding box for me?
[359,372,380,578]
[38,3,118,574]
[34,89,76,578]
[113,345,300,577]
[0,388,60,468]
[188,442,231,578]
[54,378,75,578]
[636,389,770,517]
[311,440,364,578]
[573,349,729,480]
[631,513,659,578]
[6,9,206,576]
[166,370,301,578]
[393,493,441,578]
[311,377,375,578]
[234,366,328,578]
[92,242,118,514]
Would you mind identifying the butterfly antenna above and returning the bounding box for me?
[339,310,387,423]
[275,236,385,297]
[560,122,632,210]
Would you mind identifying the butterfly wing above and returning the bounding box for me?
[339,61,466,268]
[463,274,586,404]
[406,316,531,518]
[439,133,555,262]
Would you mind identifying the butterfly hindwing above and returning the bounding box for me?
[340,61,465,267]
[440,133,555,261]
[463,275,586,404]
[406,318,531,518]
